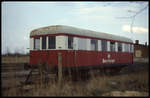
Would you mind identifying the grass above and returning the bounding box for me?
[2,56,29,63]
[1,56,149,96]
[2,68,149,96]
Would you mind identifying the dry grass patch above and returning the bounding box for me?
[2,63,149,96]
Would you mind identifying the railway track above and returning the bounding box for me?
[1,62,148,90]
[1,63,57,90]
[1,63,25,72]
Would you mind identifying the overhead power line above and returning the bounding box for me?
[116,4,148,19]
[116,4,148,42]
[132,4,148,18]
[130,4,148,33]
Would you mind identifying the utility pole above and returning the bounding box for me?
[116,4,148,41]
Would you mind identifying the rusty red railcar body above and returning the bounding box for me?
[29,25,134,70]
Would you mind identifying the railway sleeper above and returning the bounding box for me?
[21,68,57,86]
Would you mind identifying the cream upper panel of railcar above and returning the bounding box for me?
[30,25,133,43]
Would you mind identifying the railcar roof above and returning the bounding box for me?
[30,25,133,43]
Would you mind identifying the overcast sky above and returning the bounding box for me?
[2,1,149,54]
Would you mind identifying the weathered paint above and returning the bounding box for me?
[30,33,133,44]
[29,50,133,68]
[30,38,34,50]
[98,40,102,51]
[30,25,133,43]
[115,42,118,52]
[56,36,67,50]
[29,31,134,69]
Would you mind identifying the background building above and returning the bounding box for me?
[133,40,149,62]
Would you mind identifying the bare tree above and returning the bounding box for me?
[6,46,11,56]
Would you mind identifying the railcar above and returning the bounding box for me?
[29,25,134,72]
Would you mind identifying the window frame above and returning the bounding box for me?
[91,39,98,51]
[110,41,115,52]
[118,42,122,52]
[101,40,107,51]
[124,43,129,52]
[42,36,46,50]
[34,38,40,50]
[48,36,56,49]
[68,36,73,49]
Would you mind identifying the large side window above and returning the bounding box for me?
[118,42,122,52]
[110,41,115,52]
[91,39,98,51]
[34,38,40,50]
[78,38,87,50]
[42,36,46,49]
[68,36,73,49]
[48,36,56,49]
[102,40,107,51]
[124,43,129,52]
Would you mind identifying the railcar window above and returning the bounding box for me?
[124,44,127,52]
[48,36,56,49]
[127,44,130,52]
[78,38,87,50]
[124,44,129,52]
[131,44,134,53]
[128,44,130,52]
[102,40,107,51]
[34,38,40,50]
[91,39,98,51]
[129,44,131,52]
[68,36,73,49]
[118,42,122,52]
[110,42,115,52]
[42,36,46,49]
